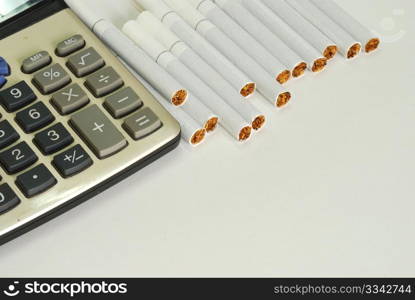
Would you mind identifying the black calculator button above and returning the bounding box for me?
[16,164,57,198]
[53,145,93,178]
[0,81,37,112]
[0,120,19,149]
[16,102,55,133]
[0,184,20,215]
[0,142,38,174]
[34,123,74,155]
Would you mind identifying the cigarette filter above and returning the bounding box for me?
[159,1,291,105]
[286,0,361,59]
[310,0,380,53]
[244,0,327,73]
[123,20,253,141]
[213,0,307,78]
[262,0,337,60]
[123,20,218,132]
[138,12,290,109]
[92,19,187,106]
[136,0,256,97]
[186,0,291,84]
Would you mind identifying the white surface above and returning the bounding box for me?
[1,0,414,277]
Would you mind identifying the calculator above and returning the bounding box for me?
[0,0,181,245]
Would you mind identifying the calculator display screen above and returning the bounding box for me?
[0,0,43,23]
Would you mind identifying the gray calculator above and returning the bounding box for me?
[0,0,181,245]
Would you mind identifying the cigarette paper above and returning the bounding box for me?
[135,0,256,97]
[213,0,307,78]
[186,0,291,84]
[262,0,338,60]
[123,20,254,141]
[286,0,361,59]
[243,0,327,73]
[310,0,380,53]
[65,0,188,106]
[159,1,291,105]
[123,20,218,132]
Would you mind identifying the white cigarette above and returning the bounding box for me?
[213,0,307,78]
[243,0,327,73]
[187,0,292,84]
[123,20,254,141]
[310,0,380,53]
[135,0,256,98]
[285,0,361,59]
[262,0,338,60]
[158,1,291,106]
[122,20,219,133]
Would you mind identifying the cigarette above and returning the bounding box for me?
[123,20,253,141]
[262,0,337,60]
[213,0,307,78]
[285,0,361,59]
[243,0,327,73]
[186,0,291,84]
[135,0,256,98]
[123,21,218,133]
[310,0,380,53]
[139,12,287,113]
[154,2,291,106]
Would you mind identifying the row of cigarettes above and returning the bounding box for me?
[119,0,380,145]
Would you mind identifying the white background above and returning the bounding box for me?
[1,0,414,277]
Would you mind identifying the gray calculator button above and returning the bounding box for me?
[22,51,51,74]
[123,107,162,140]
[56,34,85,57]
[104,87,143,118]
[67,47,104,77]
[70,105,127,158]
[85,66,123,98]
[33,63,71,94]
[51,83,89,115]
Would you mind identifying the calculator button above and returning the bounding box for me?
[70,105,127,159]
[67,47,104,77]
[53,144,93,178]
[51,83,89,115]
[34,123,74,155]
[123,108,162,140]
[0,57,10,76]
[0,81,37,112]
[85,67,123,98]
[56,34,86,57]
[0,120,19,149]
[16,164,57,198]
[0,76,6,89]
[0,142,38,174]
[22,51,51,74]
[15,102,55,133]
[0,184,20,215]
[104,87,142,119]
[33,63,71,94]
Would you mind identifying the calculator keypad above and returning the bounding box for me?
[22,51,52,74]
[0,81,37,112]
[33,63,71,94]
[67,47,104,77]
[15,102,55,133]
[123,108,162,140]
[53,144,92,178]
[56,34,85,57]
[16,164,57,198]
[51,83,89,115]
[34,123,74,155]
[104,87,142,119]
[0,142,38,174]
[0,120,19,149]
[0,184,20,215]
[85,66,124,97]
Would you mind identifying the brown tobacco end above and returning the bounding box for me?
[240,83,256,97]
[190,129,206,145]
[252,115,266,131]
[312,58,328,72]
[205,117,219,133]
[277,92,292,108]
[171,89,187,106]
[347,43,361,59]
[365,38,380,53]
[239,126,252,141]
[323,45,338,59]
[276,70,291,84]
[292,62,307,77]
